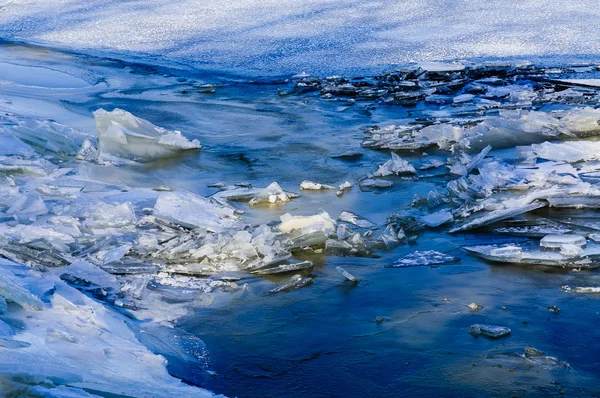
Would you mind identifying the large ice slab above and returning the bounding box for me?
[94,108,200,161]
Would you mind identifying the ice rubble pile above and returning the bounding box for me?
[292,63,600,269]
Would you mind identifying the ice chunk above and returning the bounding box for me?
[93,108,200,161]
[540,234,586,249]
[249,182,290,206]
[387,250,460,267]
[269,274,313,293]
[279,211,335,233]
[467,303,483,311]
[336,181,352,197]
[469,324,511,338]
[338,210,376,228]
[83,201,136,231]
[373,152,416,177]
[531,140,600,163]
[335,266,359,283]
[299,180,334,190]
[252,261,314,275]
[154,191,239,232]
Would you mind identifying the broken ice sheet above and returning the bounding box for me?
[338,210,376,229]
[154,190,239,232]
[94,108,201,161]
[387,250,460,268]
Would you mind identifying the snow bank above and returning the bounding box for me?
[0,1,598,74]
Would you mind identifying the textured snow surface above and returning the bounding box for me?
[0,1,599,74]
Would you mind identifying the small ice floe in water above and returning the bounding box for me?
[299,180,335,190]
[249,182,290,206]
[484,346,570,371]
[335,266,360,284]
[470,324,511,338]
[93,108,200,161]
[387,250,460,267]
[269,274,313,293]
[252,261,314,275]
[373,152,416,177]
[336,181,352,196]
[573,287,600,293]
[547,305,560,313]
[468,303,483,311]
[338,210,376,228]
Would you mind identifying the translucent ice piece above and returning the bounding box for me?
[269,274,313,293]
[540,234,586,249]
[449,201,546,233]
[335,266,359,283]
[93,108,201,161]
[0,273,44,311]
[75,139,99,162]
[249,182,290,206]
[574,287,600,293]
[490,246,522,257]
[469,324,511,338]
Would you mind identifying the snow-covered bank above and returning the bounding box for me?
[0,260,217,397]
[0,1,599,75]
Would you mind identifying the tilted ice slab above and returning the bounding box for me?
[464,243,600,268]
[94,108,201,161]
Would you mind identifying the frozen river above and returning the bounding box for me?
[0,40,600,397]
